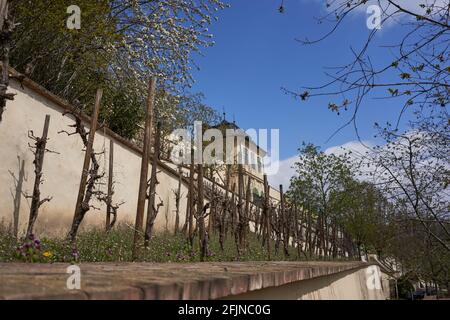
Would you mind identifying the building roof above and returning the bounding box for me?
[212,119,240,130]
[212,119,266,156]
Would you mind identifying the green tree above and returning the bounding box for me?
[10,0,226,138]
[288,143,354,258]
[331,180,390,259]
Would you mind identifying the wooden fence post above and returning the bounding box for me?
[174,165,182,235]
[244,176,252,248]
[237,164,244,255]
[69,90,102,241]
[197,164,206,261]
[186,149,195,246]
[208,177,216,234]
[144,121,162,246]
[294,203,302,259]
[280,184,290,257]
[219,165,231,251]
[132,77,156,258]
[105,140,114,230]
[263,174,271,260]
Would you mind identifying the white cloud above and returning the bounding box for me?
[317,0,448,28]
[325,140,373,157]
[326,140,376,181]
[267,155,298,191]
[267,140,374,190]
[323,0,447,14]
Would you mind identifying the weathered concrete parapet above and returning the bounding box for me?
[0,261,389,300]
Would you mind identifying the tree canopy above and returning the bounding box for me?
[10,0,226,138]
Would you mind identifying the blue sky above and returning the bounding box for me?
[190,0,418,186]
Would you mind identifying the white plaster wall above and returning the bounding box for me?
[296,266,388,300]
[226,265,390,300]
[0,80,189,236]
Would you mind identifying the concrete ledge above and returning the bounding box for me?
[0,261,374,300]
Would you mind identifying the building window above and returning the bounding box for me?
[244,147,249,165]
[257,156,262,173]
[238,146,244,164]
[252,187,263,205]
[251,151,256,171]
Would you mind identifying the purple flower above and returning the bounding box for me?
[176,253,185,261]
[72,248,80,260]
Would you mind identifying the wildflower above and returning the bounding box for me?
[43,251,53,258]
[176,253,185,261]
[72,248,80,260]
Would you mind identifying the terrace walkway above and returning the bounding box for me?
[0,261,385,300]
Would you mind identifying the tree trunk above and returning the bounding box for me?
[68,90,102,242]
[244,176,251,250]
[144,121,161,247]
[208,177,216,235]
[105,140,114,231]
[263,175,271,260]
[132,78,155,257]
[236,164,244,256]
[174,166,182,235]
[186,150,195,247]
[197,164,207,261]
[219,165,231,251]
[0,0,14,123]
[26,115,51,238]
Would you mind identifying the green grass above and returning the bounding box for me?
[0,223,310,263]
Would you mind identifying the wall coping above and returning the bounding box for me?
[0,261,376,300]
[5,66,281,204]
[6,67,190,186]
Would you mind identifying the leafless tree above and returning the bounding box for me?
[25,115,57,238]
[285,1,449,141]
[0,0,15,122]
[144,121,163,246]
[59,108,106,242]
[368,125,450,252]
[173,166,183,235]
[97,192,124,233]
[196,163,210,261]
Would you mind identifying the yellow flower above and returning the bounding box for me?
[43,251,53,258]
